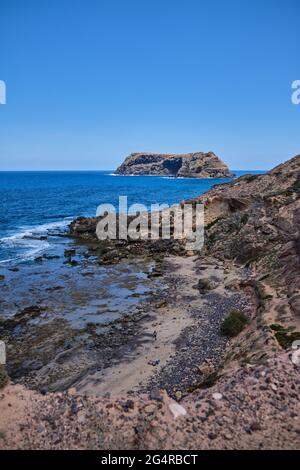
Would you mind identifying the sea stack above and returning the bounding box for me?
[115,151,233,178]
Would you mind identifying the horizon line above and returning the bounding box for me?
[0,168,267,172]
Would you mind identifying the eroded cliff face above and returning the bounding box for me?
[191,154,300,364]
[196,154,300,302]
[115,151,233,178]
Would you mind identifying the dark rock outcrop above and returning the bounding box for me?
[115,151,233,178]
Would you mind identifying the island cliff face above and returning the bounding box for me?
[115,151,233,178]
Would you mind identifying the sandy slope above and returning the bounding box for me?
[0,351,299,450]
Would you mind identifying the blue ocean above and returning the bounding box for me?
[0,170,263,265]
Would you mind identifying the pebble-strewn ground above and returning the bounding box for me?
[0,351,299,450]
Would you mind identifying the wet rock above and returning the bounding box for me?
[148,270,162,278]
[43,255,60,260]
[23,235,47,241]
[64,249,76,257]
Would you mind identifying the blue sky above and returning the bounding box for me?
[0,0,299,170]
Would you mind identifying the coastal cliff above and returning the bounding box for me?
[115,151,233,178]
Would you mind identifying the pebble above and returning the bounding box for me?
[212,392,223,400]
[144,404,156,414]
[169,401,187,419]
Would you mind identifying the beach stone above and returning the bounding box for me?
[168,401,187,419]
[144,404,156,414]
[212,392,223,400]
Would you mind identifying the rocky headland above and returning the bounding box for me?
[1,154,300,450]
[115,151,233,178]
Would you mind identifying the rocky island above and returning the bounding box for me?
[115,151,233,178]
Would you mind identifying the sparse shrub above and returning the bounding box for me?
[270,324,300,349]
[220,310,248,337]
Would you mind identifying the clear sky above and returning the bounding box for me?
[0,0,299,170]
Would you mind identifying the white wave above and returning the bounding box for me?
[0,217,72,264]
[0,257,15,264]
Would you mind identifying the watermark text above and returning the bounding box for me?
[291,80,300,105]
[0,80,6,104]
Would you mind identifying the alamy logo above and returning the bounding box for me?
[0,341,6,364]
[291,80,300,105]
[0,80,6,104]
[291,340,300,365]
[96,196,204,251]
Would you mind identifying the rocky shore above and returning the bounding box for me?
[1,154,300,449]
[115,151,233,178]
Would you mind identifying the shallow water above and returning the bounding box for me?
[0,238,158,329]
